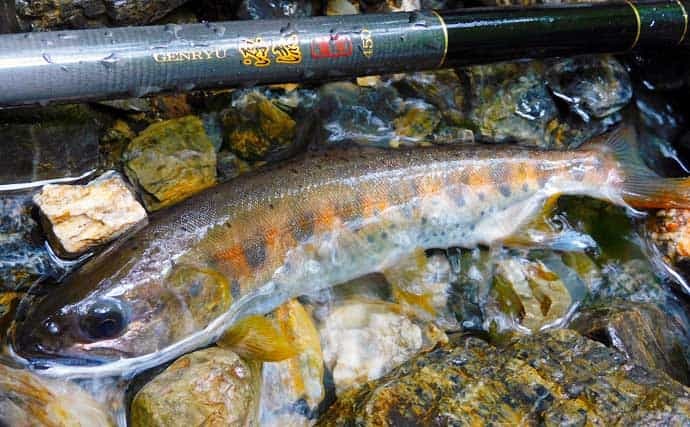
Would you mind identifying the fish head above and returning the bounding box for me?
[11,245,231,366]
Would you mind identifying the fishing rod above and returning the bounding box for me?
[0,0,686,107]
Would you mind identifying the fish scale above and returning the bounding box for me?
[10,129,690,379]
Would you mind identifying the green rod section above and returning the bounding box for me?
[0,0,686,107]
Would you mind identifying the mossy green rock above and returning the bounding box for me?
[222,91,297,161]
[124,116,217,211]
[317,329,690,426]
[130,348,261,427]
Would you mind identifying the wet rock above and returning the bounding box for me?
[0,194,59,291]
[447,247,491,332]
[359,0,419,13]
[385,250,459,330]
[458,61,616,147]
[260,300,325,426]
[326,0,359,15]
[597,259,666,302]
[13,0,191,29]
[0,105,99,189]
[318,329,690,426]
[318,81,472,147]
[490,257,572,332]
[571,300,690,385]
[0,291,22,339]
[13,0,108,29]
[648,209,690,267]
[545,55,632,121]
[318,298,447,395]
[222,88,314,162]
[34,171,147,258]
[130,347,261,427]
[0,364,113,426]
[236,0,316,19]
[99,119,135,171]
[124,115,217,211]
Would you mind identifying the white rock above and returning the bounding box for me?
[319,299,445,395]
[34,171,147,258]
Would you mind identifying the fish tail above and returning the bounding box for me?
[599,126,690,209]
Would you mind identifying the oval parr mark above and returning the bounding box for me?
[243,237,267,269]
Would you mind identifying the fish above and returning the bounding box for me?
[9,127,690,379]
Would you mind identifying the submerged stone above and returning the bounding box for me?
[0,364,114,426]
[571,299,690,385]
[318,298,447,396]
[34,171,147,258]
[648,208,690,269]
[0,194,59,292]
[545,55,632,121]
[0,105,99,189]
[222,89,313,162]
[130,347,261,427]
[317,329,690,425]
[124,115,217,211]
[490,257,572,332]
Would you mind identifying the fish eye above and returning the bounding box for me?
[79,299,128,340]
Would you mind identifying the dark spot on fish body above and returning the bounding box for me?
[291,211,315,242]
[478,192,486,201]
[367,234,375,243]
[243,238,267,269]
[499,185,511,198]
[523,183,529,193]
[231,279,241,299]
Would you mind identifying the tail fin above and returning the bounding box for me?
[601,126,690,209]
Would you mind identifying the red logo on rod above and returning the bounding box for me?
[310,35,354,59]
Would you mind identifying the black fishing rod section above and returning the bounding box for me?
[0,0,686,107]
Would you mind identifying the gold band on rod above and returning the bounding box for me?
[431,10,449,68]
[677,0,688,44]
[624,0,641,50]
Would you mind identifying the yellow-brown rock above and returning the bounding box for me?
[130,347,261,427]
[124,116,217,211]
[0,364,114,426]
[33,171,147,258]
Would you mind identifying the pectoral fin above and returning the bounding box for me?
[218,314,300,362]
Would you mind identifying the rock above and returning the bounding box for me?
[0,291,22,340]
[326,0,359,15]
[385,250,459,330]
[0,194,60,291]
[260,300,325,426]
[318,81,472,148]
[130,347,261,427]
[317,329,690,426]
[124,115,217,211]
[458,61,617,148]
[99,119,135,171]
[446,247,491,332]
[490,257,572,332]
[318,298,447,396]
[648,208,690,267]
[236,0,316,20]
[0,104,99,189]
[221,89,312,162]
[12,0,190,29]
[34,171,147,258]
[0,364,113,426]
[571,300,690,385]
[545,55,632,121]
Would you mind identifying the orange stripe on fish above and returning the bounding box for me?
[215,244,251,277]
